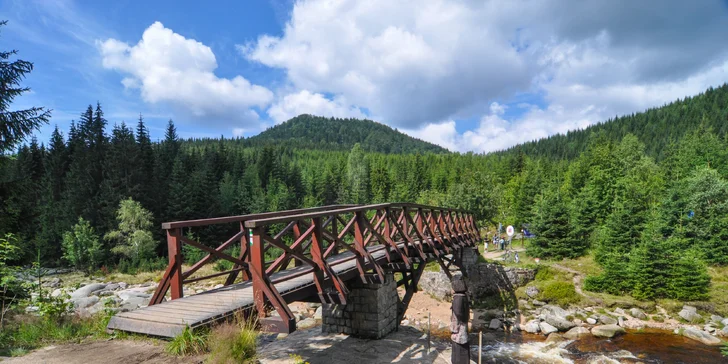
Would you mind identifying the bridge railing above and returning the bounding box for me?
[243,203,480,332]
[149,205,355,305]
[149,202,481,333]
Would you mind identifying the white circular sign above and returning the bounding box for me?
[506,225,515,237]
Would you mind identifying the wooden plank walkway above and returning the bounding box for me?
[107,246,391,337]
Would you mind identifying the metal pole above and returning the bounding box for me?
[427,312,431,353]
[478,331,482,364]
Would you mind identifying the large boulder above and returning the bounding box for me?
[419,271,453,301]
[542,305,569,318]
[539,322,558,335]
[297,318,318,330]
[681,327,722,346]
[591,325,626,338]
[117,291,152,311]
[599,315,618,325]
[70,283,107,299]
[679,306,703,323]
[522,320,540,334]
[563,326,591,340]
[465,263,535,301]
[630,308,647,320]
[489,319,502,330]
[543,314,576,331]
[71,296,99,309]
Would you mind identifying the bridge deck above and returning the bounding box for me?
[107,245,391,338]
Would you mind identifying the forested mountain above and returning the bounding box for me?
[499,83,728,160]
[243,114,448,154]
[3,82,728,304]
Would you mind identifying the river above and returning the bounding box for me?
[474,329,726,363]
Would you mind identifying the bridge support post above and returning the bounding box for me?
[322,272,398,339]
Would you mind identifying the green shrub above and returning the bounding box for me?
[651,315,664,323]
[539,281,580,306]
[62,218,103,272]
[167,326,207,356]
[36,293,73,321]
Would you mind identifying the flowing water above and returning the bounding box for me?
[474,329,726,363]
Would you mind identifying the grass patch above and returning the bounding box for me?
[539,281,581,306]
[0,312,116,356]
[424,261,441,272]
[651,315,664,322]
[9,347,28,357]
[207,317,258,364]
[166,326,208,356]
[549,254,602,277]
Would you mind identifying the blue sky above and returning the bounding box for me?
[4,0,728,152]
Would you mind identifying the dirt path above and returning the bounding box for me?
[0,340,204,364]
[482,248,525,261]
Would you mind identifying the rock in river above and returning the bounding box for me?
[543,314,576,331]
[563,326,591,340]
[598,315,618,325]
[539,322,558,335]
[681,327,722,346]
[591,324,626,338]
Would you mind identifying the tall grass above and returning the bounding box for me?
[166,326,208,356]
[0,313,114,356]
[207,314,258,364]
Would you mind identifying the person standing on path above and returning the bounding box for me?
[450,279,470,363]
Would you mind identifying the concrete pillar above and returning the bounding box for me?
[322,273,398,339]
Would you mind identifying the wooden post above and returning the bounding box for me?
[250,226,266,318]
[478,331,483,364]
[167,228,183,300]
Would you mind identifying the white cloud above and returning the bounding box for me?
[267,90,367,123]
[99,22,273,128]
[244,0,531,128]
[403,120,460,152]
[244,0,728,152]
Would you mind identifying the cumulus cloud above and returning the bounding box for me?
[244,0,728,151]
[267,90,367,123]
[99,22,273,127]
[243,0,531,128]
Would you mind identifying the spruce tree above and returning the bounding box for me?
[528,190,580,259]
[346,143,370,204]
[628,211,671,300]
[669,249,710,301]
[0,21,51,153]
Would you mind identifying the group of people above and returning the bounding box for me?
[484,234,508,251]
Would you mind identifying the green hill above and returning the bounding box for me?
[499,83,728,160]
[245,114,448,154]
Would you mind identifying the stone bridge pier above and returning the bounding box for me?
[322,247,480,339]
[322,272,399,339]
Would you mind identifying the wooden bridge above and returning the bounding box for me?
[107,203,481,337]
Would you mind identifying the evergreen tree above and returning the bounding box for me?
[528,190,581,259]
[628,210,671,300]
[346,143,370,204]
[0,21,51,153]
[669,249,711,301]
[104,198,156,264]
